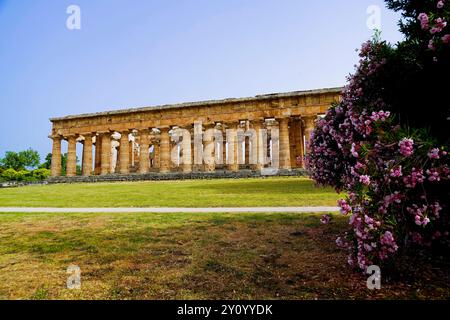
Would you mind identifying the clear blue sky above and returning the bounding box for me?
[0,0,403,161]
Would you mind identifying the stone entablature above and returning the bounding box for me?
[48,87,342,177]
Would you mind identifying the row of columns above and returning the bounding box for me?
[49,116,317,177]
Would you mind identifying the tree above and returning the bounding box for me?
[39,153,52,169]
[0,148,40,170]
[19,149,40,169]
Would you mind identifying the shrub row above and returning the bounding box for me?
[0,168,50,182]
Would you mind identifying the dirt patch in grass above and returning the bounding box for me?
[0,212,448,299]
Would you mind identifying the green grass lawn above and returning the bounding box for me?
[0,177,341,207]
[0,211,448,300]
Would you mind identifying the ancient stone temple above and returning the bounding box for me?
[48,87,341,180]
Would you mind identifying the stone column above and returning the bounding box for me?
[219,124,226,167]
[119,130,130,174]
[303,116,317,154]
[82,133,93,176]
[244,121,250,166]
[153,141,160,169]
[139,129,150,174]
[100,132,111,175]
[203,123,215,172]
[128,141,133,166]
[159,127,171,173]
[293,118,305,168]
[94,135,102,175]
[278,117,291,170]
[251,120,264,171]
[226,123,239,172]
[66,135,77,177]
[222,139,227,167]
[50,135,62,177]
[193,122,203,172]
[181,126,192,173]
[289,121,296,168]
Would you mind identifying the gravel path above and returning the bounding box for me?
[0,207,339,213]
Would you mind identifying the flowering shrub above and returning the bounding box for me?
[307,1,449,271]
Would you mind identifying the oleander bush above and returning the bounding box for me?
[307,0,449,271]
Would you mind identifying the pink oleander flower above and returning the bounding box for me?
[370,110,390,122]
[321,214,331,224]
[336,237,345,247]
[426,168,441,182]
[351,143,359,158]
[415,215,431,226]
[442,34,450,44]
[431,18,447,34]
[437,1,445,9]
[398,138,414,157]
[435,18,447,29]
[403,168,425,188]
[390,166,403,178]
[338,199,352,215]
[354,162,365,171]
[359,175,371,186]
[428,148,440,159]
[418,13,429,30]
[380,231,399,251]
[430,202,442,218]
[428,39,436,50]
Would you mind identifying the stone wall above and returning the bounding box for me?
[47,168,308,184]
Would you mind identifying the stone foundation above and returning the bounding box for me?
[47,168,308,184]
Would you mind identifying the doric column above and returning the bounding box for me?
[289,121,296,168]
[139,129,150,174]
[159,127,171,173]
[94,135,102,175]
[303,115,317,154]
[66,135,77,177]
[278,117,291,170]
[222,138,227,167]
[203,123,215,172]
[119,130,130,174]
[100,132,111,175]
[244,121,250,166]
[251,119,264,170]
[128,140,133,166]
[50,135,62,177]
[293,118,305,168]
[82,133,93,176]
[193,122,203,172]
[180,126,192,173]
[226,122,239,172]
[153,141,160,168]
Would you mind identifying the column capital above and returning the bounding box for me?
[96,130,111,135]
[48,134,62,140]
[302,115,317,128]
[64,133,78,141]
[222,121,240,128]
[139,128,151,135]
[250,118,266,127]
[275,116,291,123]
[80,132,94,139]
